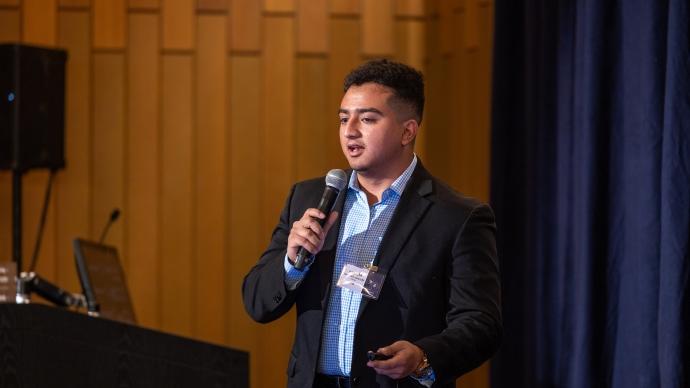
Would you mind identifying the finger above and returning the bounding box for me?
[299,223,327,246]
[292,235,318,254]
[303,208,326,220]
[380,341,405,353]
[301,218,324,237]
[289,222,319,244]
[292,228,322,252]
[367,353,400,369]
[292,218,323,240]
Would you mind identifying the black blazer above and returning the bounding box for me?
[243,162,501,388]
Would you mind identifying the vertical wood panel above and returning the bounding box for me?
[395,19,426,159]
[464,0,480,50]
[128,0,158,10]
[423,15,452,180]
[362,0,393,56]
[262,16,295,235]
[328,18,359,170]
[261,15,295,388]
[127,12,160,328]
[162,0,194,50]
[55,10,91,293]
[296,57,330,180]
[197,0,226,12]
[160,54,194,336]
[92,53,125,250]
[22,0,57,45]
[264,0,293,13]
[396,0,425,17]
[395,20,425,71]
[330,0,359,15]
[230,0,261,52]
[424,0,445,17]
[297,0,327,54]
[0,10,20,42]
[0,10,19,265]
[93,0,125,48]
[59,0,90,8]
[0,0,18,7]
[227,54,262,388]
[439,0,455,55]
[194,14,227,344]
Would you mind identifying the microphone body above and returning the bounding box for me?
[16,272,83,307]
[293,170,347,270]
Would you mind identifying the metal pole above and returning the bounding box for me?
[12,169,22,273]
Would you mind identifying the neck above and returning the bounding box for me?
[356,154,414,205]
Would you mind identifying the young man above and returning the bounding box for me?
[243,59,501,388]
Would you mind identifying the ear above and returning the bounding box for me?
[401,119,418,146]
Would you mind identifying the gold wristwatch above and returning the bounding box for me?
[412,351,432,378]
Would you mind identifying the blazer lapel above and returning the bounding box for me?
[356,163,434,319]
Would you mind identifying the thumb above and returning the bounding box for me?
[323,211,339,235]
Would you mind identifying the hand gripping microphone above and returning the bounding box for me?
[293,169,348,270]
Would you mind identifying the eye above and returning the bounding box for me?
[361,116,377,124]
[339,116,349,125]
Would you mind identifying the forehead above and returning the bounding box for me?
[340,83,395,110]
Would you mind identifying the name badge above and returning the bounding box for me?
[336,263,386,300]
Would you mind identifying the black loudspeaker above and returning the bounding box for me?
[0,44,67,171]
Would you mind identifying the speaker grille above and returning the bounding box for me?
[0,44,67,171]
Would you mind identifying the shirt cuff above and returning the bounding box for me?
[284,254,309,290]
[410,368,436,387]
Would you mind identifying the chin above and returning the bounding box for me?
[346,159,366,172]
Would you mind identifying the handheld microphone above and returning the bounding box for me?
[99,208,121,244]
[293,169,348,270]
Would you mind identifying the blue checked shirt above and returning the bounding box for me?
[284,156,418,376]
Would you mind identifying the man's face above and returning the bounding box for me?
[339,83,414,178]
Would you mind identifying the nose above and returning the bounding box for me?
[342,117,360,139]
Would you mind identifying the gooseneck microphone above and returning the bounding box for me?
[293,169,348,270]
[99,208,121,244]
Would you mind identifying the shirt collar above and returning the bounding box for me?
[348,154,418,197]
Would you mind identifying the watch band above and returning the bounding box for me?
[412,352,431,377]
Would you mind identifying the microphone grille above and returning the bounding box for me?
[325,169,348,191]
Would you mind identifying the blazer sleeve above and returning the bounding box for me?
[415,203,502,383]
[242,184,300,323]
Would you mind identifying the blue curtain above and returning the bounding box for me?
[489,1,690,387]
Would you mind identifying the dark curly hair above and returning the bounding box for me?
[343,59,425,123]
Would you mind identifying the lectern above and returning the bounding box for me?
[0,304,248,387]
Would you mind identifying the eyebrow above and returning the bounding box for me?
[338,107,384,115]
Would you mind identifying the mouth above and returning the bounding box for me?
[346,144,364,156]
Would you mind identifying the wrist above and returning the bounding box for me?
[412,350,432,378]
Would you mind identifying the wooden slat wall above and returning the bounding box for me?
[0,1,494,387]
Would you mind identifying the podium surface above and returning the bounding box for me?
[0,304,248,388]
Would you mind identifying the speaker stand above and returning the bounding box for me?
[12,169,23,273]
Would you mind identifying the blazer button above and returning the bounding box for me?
[351,376,359,385]
[273,294,282,303]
